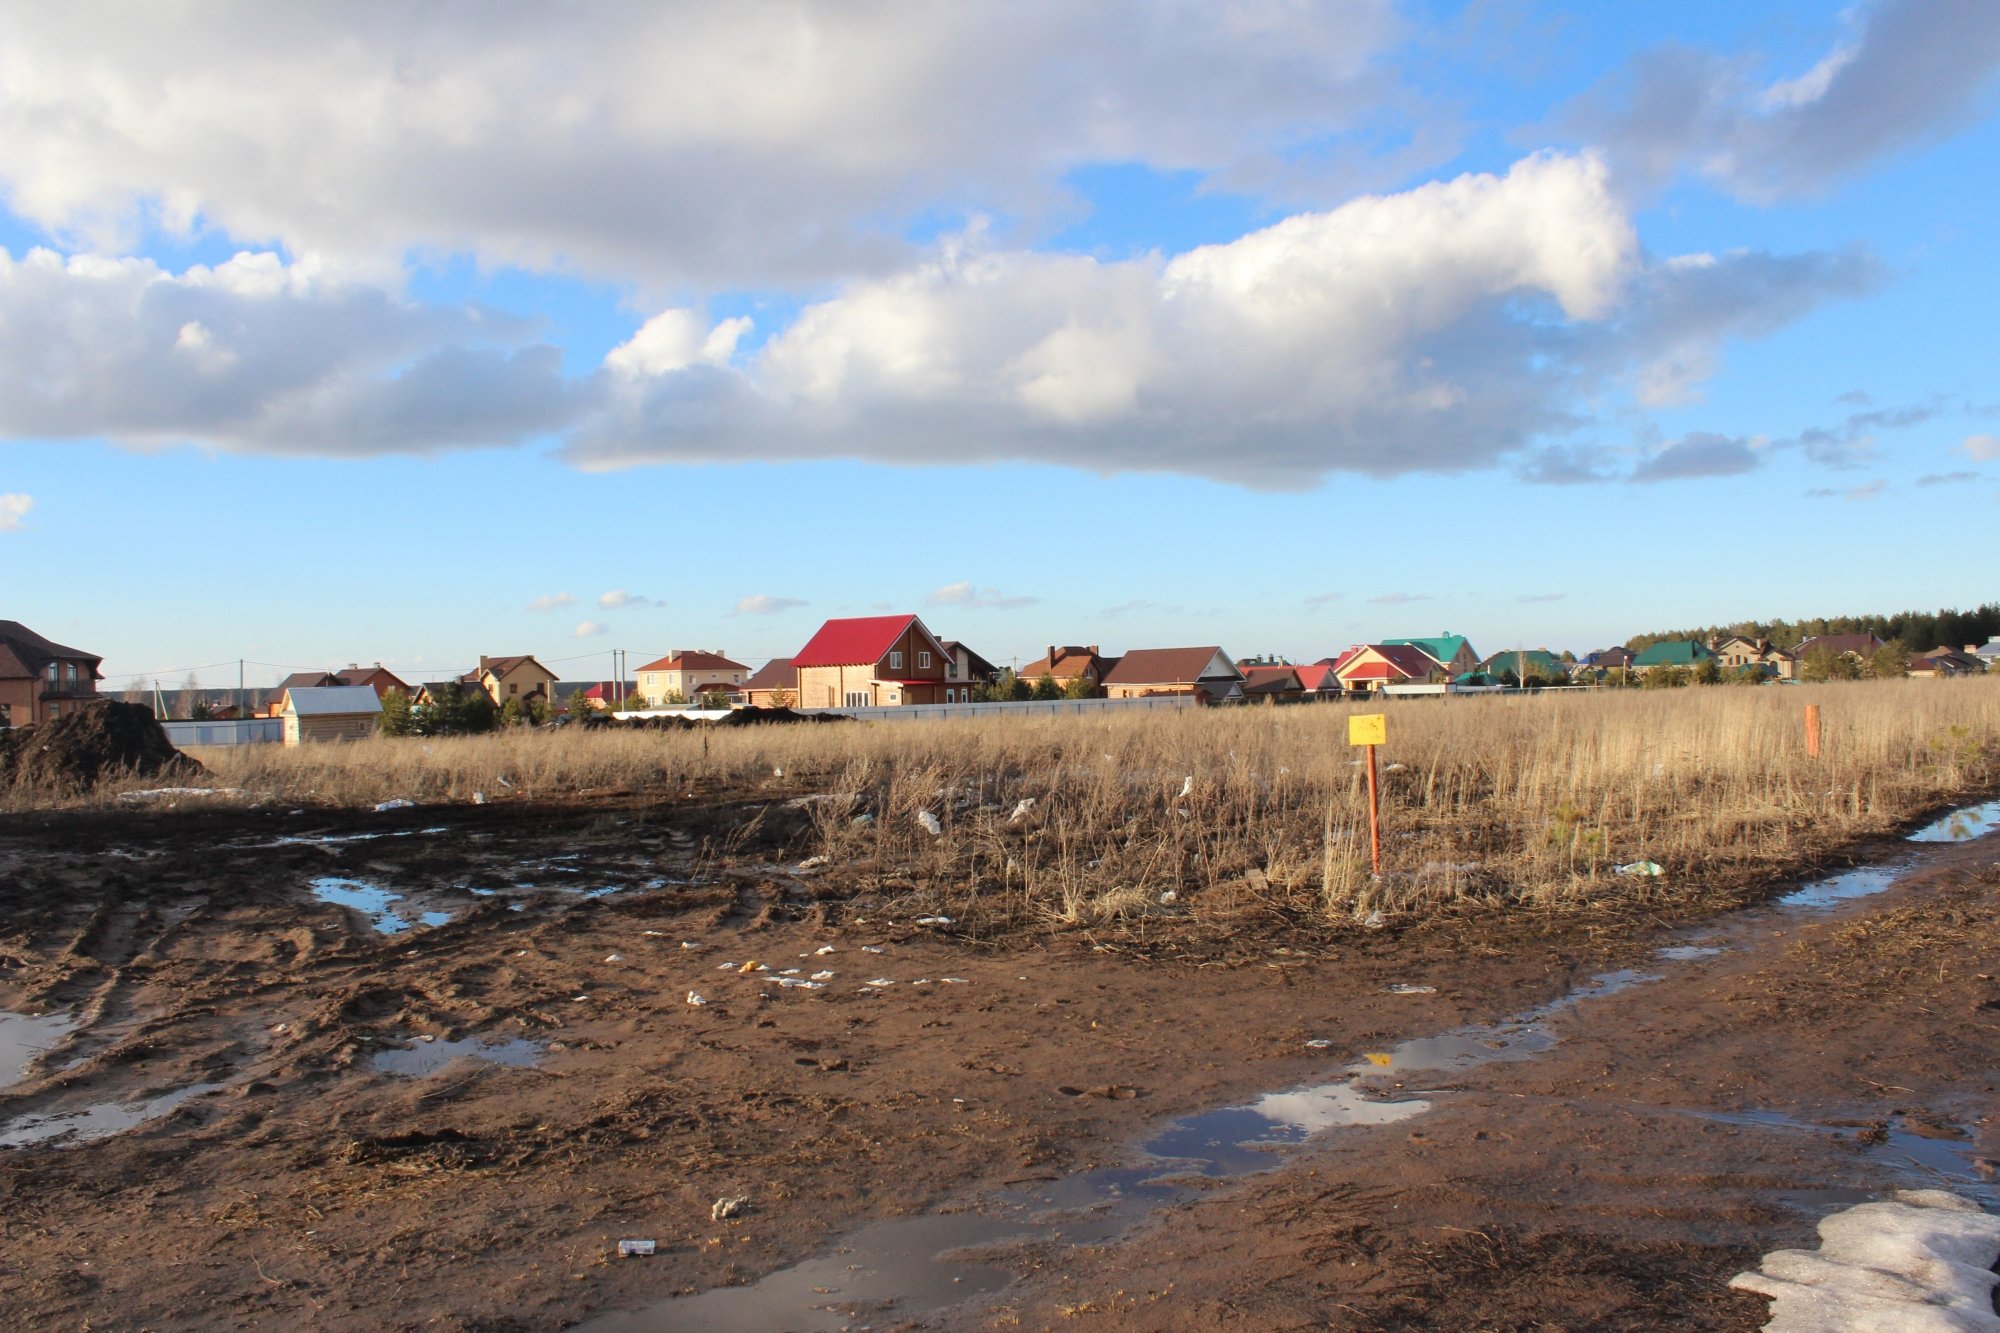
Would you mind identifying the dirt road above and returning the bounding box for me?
[0,796,1994,1330]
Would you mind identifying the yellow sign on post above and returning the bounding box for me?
[1348,713,1386,747]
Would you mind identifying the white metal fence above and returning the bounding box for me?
[162,718,284,747]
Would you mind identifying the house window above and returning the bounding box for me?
[844,691,869,708]
[889,651,903,670]
[508,683,518,695]
[45,662,59,684]
[918,651,931,669]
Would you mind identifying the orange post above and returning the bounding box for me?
[1365,744,1382,877]
[1804,704,1822,759]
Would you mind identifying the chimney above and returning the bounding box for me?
[479,655,492,670]
[1088,645,1099,656]
[1047,645,1056,664]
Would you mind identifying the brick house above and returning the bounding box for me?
[635,650,751,706]
[1792,633,1886,669]
[792,615,955,708]
[1099,647,1244,703]
[0,620,102,728]
[742,658,798,708]
[1014,645,1111,697]
[1714,637,1795,680]
[463,655,557,708]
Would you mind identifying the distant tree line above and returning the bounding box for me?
[1628,603,2000,656]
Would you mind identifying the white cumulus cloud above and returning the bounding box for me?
[598,590,659,610]
[527,592,576,612]
[1967,433,2000,461]
[0,1,1406,288]
[736,594,806,616]
[927,581,1038,610]
[0,492,30,531]
[0,246,572,455]
[573,620,608,638]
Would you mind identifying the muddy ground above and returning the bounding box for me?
[0,792,1995,1331]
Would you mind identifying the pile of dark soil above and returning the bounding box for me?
[0,700,205,794]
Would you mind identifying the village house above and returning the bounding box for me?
[280,685,382,746]
[265,663,410,717]
[0,620,102,728]
[555,680,632,712]
[1714,637,1796,680]
[1793,633,1887,669]
[1292,662,1344,698]
[1576,646,1636,681]
[1100,647,1244,703]
[1239,664,1304,704]
[941,641,1002,699]
[462,655,557,708]
[635,650,750,706]
[741,658,798,708]
[1975,639,2000,670]
[1013,644,1112,698]
[1471,648,1568,684]
[1382,633,1479,677]
[1327,643,1444,692]
[792,615,955,707]
[1630,640,1717,676]
[1908,647,1987,679]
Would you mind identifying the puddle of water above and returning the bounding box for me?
[0,1083,221,1150]
[1687,1108,1998,1209]
[579,796,2000,1331]
[1906,798,2000,844]
[0,1011,77,1089]
[309,877,453,934]
[1776,864,1904,910]
[371,1038,543,1077]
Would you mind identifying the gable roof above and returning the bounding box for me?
[1332,643,1440,680]
[743,658,797,692]
[1382,634,1471,666]
[283,685,384,716]
[469,655,555,682]
[1240,666,1302,695]
[1017,645,1105,679]
[1476,648,1565,674]
[1795,633,1886,658]
[1100,647,1239,686]
[792,615,949,669]
[942,640,1000,679]
[636,650,750,674]
[335,665,409,691]
[0,620,103,679]
[1293,663,1342,692]
[276,670,339,693]
[1632,640,1716,667]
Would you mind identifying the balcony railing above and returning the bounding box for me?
[40,678,98,698]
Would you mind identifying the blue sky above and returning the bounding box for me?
[3,1,1997,689]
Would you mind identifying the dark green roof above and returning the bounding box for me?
[1632,640,1716,667]
[1382,634,1473,666]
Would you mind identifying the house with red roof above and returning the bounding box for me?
[792,615,955,708]
[636,649,750,705]
[1327,643,1446,692]
[1292,662,1343,697]
[1100,647,1244,703]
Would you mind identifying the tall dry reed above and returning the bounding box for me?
[47,678,2000,927]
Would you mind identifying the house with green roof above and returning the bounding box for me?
[1380,633,1478,676]
[1630,640,1716,675]
[1473,648,1568,685]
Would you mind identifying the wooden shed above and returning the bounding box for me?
[281,685,383,746]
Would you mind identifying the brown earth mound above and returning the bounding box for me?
[0,699,205,793]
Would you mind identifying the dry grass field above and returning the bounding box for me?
[102,677,1997,929]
